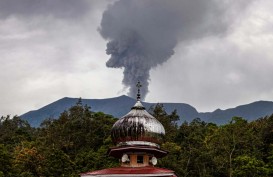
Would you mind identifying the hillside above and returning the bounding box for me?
[20,95,273,127]
[199,101,273,124]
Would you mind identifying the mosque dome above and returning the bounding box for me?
[82,81,175,176]
[111,82,165,148]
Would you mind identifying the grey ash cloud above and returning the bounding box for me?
[99,0,252,99]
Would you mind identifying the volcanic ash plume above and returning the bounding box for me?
[103,28,175,99]
[99,0,252,99]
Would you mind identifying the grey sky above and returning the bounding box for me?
[0,0,273,116]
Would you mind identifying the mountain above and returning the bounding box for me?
[20,95,273,127]
[199,101,273,124]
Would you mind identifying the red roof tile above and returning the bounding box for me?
[81,166,176,176]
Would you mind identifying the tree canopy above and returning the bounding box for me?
[1,101,273,177]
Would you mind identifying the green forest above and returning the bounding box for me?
[1,99,273,177]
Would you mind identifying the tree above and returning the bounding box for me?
[13,141,44,177]
[35,99,118,175]
[233,155,267,177]
[0,144,13,176]
[0,116,33,146]
[149,103,179,142]
[159,142,184,175]
[43,148,77,177]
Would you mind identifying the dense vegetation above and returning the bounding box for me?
[1,99,273,177]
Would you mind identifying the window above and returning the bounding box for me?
[137,155,143,164]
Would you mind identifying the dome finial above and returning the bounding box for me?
[136,81,142,101]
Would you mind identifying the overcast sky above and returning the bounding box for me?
[1,0,273,116]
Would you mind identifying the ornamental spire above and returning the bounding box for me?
[136,81,142,101]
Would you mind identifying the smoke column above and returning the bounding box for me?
[99,0,252,99]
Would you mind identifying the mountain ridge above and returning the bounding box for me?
[20,95,273,127]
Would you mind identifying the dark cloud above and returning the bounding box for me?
[0,0,89,19]
[99,0,253,100]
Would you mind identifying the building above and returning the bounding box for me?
[81,82,177,177]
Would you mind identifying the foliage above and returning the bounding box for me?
[0,144,12,176]
[1,100,273,176]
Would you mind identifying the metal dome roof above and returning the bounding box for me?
[111,100,165,148]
